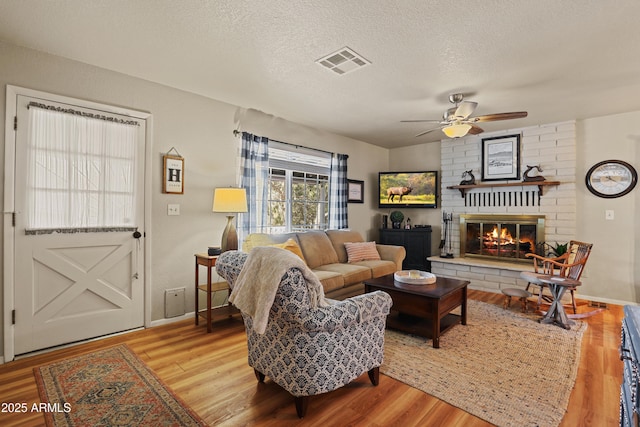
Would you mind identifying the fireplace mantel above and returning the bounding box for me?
[447,180,560,198]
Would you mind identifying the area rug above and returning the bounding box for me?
[381,300,587,427]
[34,344,205,426]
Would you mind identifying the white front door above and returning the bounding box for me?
[9,91,147,356]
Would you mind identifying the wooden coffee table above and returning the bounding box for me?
[364,274,469,348]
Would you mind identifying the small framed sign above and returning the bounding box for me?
[348,179,364,203]
[163,154,184,194]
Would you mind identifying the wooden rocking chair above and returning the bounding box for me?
[520,241,593,315]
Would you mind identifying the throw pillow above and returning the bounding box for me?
[269,239,307,264]
[344,241,381,263]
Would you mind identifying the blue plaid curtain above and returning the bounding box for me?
[329,153,348,229]
[237,132,269,244]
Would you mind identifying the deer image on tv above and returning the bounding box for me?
[378,171,438,209]
[387,186,413,202]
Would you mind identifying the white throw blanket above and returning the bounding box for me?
[229,246,329,334]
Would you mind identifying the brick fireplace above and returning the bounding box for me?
[429,121,577,293]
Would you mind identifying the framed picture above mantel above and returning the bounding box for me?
[481,134,521,181]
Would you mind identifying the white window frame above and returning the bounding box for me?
[267,142,331,233]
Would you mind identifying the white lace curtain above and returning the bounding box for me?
[27,104,139,232]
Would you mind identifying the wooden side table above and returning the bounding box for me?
[538,276,581,330]
[194,253,234,333]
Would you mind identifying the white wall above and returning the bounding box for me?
[0,41,389,357]
[577,111,640,303]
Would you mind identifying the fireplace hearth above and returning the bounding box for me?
[460,214,545,263]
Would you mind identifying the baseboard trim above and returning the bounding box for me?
[467,284,637,308]
[150,311,195,327]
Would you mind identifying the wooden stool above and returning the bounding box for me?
[502,288,532,312]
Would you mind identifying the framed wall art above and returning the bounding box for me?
[481,134,521,181]
[348,179,364,203]
[163,154,184,194]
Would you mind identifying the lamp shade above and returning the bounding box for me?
[442,123,472,138]
[212,188,248,213]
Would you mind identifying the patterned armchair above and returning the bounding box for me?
[216,250,393,418]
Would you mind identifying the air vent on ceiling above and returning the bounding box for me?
[316,47,370,75]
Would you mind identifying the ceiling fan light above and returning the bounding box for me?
[442,123,471,138]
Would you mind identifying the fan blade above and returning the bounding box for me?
[468,124,484,135]
[453,101,478,119]
[472,111,528,122]
[414,127,444,138]
[401,119,443,123]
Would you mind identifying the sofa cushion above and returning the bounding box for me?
[315,263,372,286]
[344,241,381,263]
[297,231,339,269]
[242,232,300,252]
[311,269,344,293]
[326,229,365,263]
[268,238,306,263]
[354,259,397,278]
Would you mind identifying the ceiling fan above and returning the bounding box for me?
[402,93,528,138]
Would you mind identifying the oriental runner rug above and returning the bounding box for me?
[381,299,587,427]
[34,344,206,426]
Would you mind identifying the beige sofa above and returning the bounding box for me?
[242,229,406,299]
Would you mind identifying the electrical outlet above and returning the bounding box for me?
[605,210,614,220]
[168,204,180,216]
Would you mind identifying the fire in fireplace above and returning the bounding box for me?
[460,214,545,262]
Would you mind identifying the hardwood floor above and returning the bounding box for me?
[0,290,623,426]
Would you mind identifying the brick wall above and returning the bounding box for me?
[431,121,577,292]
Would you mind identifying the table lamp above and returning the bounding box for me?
[212,187,248,252]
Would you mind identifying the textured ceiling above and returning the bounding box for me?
[2,0,640,148]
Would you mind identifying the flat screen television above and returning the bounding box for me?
[378,171,438,208]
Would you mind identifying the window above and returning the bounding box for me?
[26,103,140,232]
[266,142,330,233]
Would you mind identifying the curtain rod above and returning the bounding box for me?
[28,102,140,126]
[233,129,340,157]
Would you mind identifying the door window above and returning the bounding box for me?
[26,102,140,233]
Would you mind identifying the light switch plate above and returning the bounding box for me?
[168,204,180,216]
[605,210,614,220]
